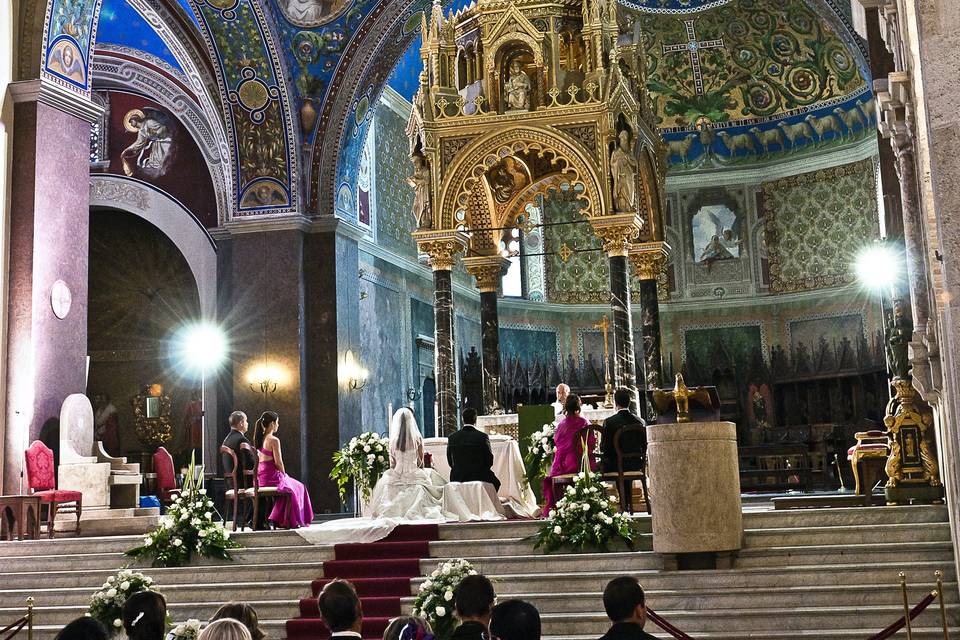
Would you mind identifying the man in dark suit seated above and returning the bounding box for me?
[601,387,647,509]
[447,407,501,491]
[597,577,658,640]
[221,410,255,525]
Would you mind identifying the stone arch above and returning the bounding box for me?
[437,126,606,232]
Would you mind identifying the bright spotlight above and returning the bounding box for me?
[172,322,228,377]
[855,244,901,291]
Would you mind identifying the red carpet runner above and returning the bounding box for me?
[286,524,440,640]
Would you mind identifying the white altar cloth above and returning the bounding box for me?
[423,435,539,517]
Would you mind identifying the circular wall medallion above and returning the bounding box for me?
[51,280,72,319]
[237,78,269,111]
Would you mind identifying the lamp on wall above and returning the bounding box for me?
[247,363,282,396]
[340,350,369,391]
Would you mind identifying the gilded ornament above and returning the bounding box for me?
[558,243,574,263]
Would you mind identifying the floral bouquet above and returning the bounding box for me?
[411,558,478,640]
[523,422,556,484]
[534,469,639,553]
[330,432,390,503]
[126,455,239,567]
[88,569,157,634]
[168,619,201,640]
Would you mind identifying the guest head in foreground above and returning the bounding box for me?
[489,599,541,640]
[254,410,279,450]
[599,577,657,640]
[122,590,167,640]
[319,579,363,637]
[228,410,248,433]
[198,618,253,640]
[564,393,582,417]
[452,574,496,639]
[211,602,265,640]
[383,616,434,640]
[55,617,109,640]
[614,387,633,411]
[462,407,478,427]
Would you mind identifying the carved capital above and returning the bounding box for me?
[628,241,671,281]
[413,229,469,271]
[463,256,510,293]
[591,214,644,258]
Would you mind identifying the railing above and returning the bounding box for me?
[431,80,601,119]
[0,598,33,640]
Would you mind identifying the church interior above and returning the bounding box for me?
[2,0,960,638]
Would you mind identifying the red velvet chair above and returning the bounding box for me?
[24,441,82,537]
[152,447,179,504]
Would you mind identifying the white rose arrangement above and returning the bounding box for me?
[411,558,478,640]
[126,455,239,567]
[330,431,391,503]
[87,569,158,635]
[535,469,638,553]
[523,422,556,484]
[168,619,202,640]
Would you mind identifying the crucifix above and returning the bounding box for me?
[593,315,615,409]
[662,19,725,96]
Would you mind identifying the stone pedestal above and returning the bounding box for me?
[647,421,742,557]
[58,462,111,508]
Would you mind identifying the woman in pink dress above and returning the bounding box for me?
[254,411,314,528]
[542,394,597,515]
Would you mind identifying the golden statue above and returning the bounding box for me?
[652,373,714,423]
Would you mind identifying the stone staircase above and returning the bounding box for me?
[0,504,955,639]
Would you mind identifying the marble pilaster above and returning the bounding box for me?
[464,256,509,415]
[629,242,670,396]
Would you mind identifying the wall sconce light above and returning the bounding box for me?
[247,363,282,396]
[339,350,369,391]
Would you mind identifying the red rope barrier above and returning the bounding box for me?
[0,617,26,638]
[865,592,937,640]
[0,618,26,640]
[646,608,695,640]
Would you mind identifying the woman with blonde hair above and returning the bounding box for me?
[198,619,252,640]
[210,603,265,640]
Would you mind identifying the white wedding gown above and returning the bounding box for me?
[296,409,503,545]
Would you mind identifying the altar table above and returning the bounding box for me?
[424,435,539,517]
[476,407,618,439]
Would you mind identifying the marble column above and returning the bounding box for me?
[414,233,467,436]
[890,129,931,331]
[464,257,509,414]
[629,242,671,404]
[3,82,101,494]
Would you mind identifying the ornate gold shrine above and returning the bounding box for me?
[132,384,173,447]
[883,378,943,504]
[406,0,669,262]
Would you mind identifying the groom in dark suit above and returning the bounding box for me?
[447,407,501,491]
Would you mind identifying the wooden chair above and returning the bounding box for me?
[24,441,82,538]
[152,447,179,505]
[613,424,651,515]
[220,446,251,531]
[240,442,288,530]
[847,430,889,506]
[550,426,603,497]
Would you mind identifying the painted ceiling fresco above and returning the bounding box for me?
[97,0,182,70]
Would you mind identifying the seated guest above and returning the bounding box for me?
[383,616,433,640]
[198,619,252,640]
[550,383,571,418]
[255,411,314,528]
[490,599,541,640]
[447,407,501,491]
[601,387,647,507]
[221,411,254,485]
[318,579,363,639]
[55,618,109,640]
[452,574,496,640]
[597,577,657,640]
[122,591,167,640]
[543,394,596,514]
[210,602,265,640]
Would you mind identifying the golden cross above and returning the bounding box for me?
[593,315,611,333]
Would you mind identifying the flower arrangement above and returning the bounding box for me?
[330,432,390,502]
[523,422,556,484]
[534,469,639,553]
[87,569,157,634]
[411,558,478,640]
[126,455,239,567]
[168,619,202,640]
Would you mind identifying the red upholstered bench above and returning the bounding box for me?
[25,441,82,537]
[847,430,889,506]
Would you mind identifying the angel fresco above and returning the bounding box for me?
[692,204,742,267]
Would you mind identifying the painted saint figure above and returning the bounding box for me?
[121,108,175,179]
[610,130,637,213]
[505,60,531,111]
[407,152,432,229]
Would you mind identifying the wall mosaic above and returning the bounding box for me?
[97,0,181,71]
[374,105,418,258]
[43,0,103,92]
[762,157,879,293]
[787,313,865,371]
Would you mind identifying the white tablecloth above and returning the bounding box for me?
[424,436,539,517]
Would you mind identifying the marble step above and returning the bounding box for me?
[437,519,652,541]
[528,604,960,634]
[402,583,959,614]
[740,504,948,528]
[414,560,957,594]
[743,522,951,547]
[429,535,652,557]
[51,514,161,537]
[0,561,328,590]
[734,541,955,568]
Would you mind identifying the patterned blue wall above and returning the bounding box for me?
[500,328,558,368]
